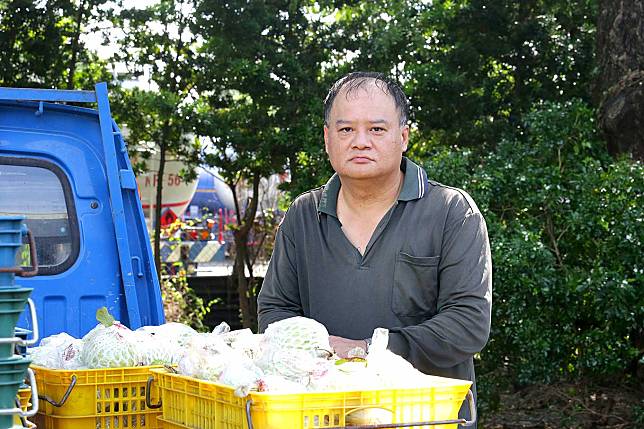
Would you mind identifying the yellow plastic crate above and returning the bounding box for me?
[17,386,31,410]
[14,387,34,428]
[151,368,473,429]
[31,364,163,429]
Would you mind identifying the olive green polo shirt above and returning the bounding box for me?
[258,157,492,422]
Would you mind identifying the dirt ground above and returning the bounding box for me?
[480,382,643,428]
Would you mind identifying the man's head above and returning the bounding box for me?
[324,72,409,127]
[323,72,410,182]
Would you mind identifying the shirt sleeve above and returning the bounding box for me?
[387,204,492,369]
[257,220,303,333]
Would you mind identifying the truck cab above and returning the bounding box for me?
[0,84,165,340]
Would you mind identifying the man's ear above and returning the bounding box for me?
[324,126,330,154]
[401,125,410,152]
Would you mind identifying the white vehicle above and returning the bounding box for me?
[135,154,199,228]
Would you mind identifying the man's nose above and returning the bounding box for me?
[351,130,372,149]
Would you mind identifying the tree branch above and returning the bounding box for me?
[544,209,564,267]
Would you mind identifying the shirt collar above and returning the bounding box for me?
[318,157,427,218]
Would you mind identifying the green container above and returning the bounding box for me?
[0,216,26,288]
[0,289,33,359]
[0,355,31,428]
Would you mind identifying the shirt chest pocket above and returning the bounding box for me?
[392,252,440,318]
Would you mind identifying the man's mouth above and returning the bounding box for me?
[349,156,374,163]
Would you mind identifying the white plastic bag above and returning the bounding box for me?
[30,333,80,369]
[177,333,237,380]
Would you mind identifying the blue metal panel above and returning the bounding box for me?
[0,83,164,339]
[0,87,96,103]
[109,120,165,327]
[95,83,141,328]
[119,170,137,190]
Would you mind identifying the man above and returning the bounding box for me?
[258,71,492,425]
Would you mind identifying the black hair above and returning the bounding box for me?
[323,72,409,126]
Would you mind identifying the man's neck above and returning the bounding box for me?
[338,170,404,213]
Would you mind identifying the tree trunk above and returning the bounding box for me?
[229,174,261,330]
[233,234,256,329]
[596,0,644,159]
[67,0,86,90]
[153,141,167,283]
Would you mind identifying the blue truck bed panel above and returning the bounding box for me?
[0,83,165,339]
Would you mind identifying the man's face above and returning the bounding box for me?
[324,84,409,182]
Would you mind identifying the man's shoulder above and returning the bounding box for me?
[277,186,324,236]
[289,186,324,212]
[424,179,481,216]
[280,186,324,230]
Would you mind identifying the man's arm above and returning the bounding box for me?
[388,208,492,369]
[257,225,303,333]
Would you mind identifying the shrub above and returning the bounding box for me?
[422,100,643,406]
[159,219,215,331]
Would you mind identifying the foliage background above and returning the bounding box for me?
[421,100,642,413]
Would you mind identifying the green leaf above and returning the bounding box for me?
[96,307,115,327]
[335,357,367,365]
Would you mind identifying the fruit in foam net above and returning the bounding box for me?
[80,307,142,368]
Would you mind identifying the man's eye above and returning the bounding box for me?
[371,127,385,133]
[339,127,352,133]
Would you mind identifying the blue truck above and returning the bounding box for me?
[0,83,165,340]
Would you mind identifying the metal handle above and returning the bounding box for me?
[145,376,162,409]
[0,368,39,417]
[0,230,39,277]
[20,298,39,346]
[245,389,475,429]
[246,399,254,429]
[131,256,144,278]
[39,374,76,407]
[462,389,477,426]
